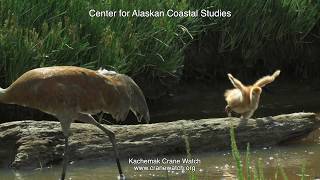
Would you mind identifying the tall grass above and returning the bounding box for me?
[177,125,308,180]
[230,125,244,179]
[182,123,197,180]
[0,0,319,85]
[185,0,320,80]
[0,0,203,85]
[230,127,307,180]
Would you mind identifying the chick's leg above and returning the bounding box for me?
[225,105,232,117]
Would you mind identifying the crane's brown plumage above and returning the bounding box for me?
[224,70,280,119]
[1,66,149,122]
[0,66,149,180]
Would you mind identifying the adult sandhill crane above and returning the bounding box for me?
[224,70,280,119]
[0,66,150,180]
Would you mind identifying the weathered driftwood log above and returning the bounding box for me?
[0,112,318,169]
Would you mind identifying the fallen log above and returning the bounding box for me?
[0,112,318,169]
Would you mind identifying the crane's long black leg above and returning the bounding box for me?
[58,118,72,180]
[95,123,124,178]
[77,113,125,179]
[61,136,69,180]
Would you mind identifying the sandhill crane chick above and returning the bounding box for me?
[224,70,280,119]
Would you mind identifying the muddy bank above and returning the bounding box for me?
[0,112,318,169]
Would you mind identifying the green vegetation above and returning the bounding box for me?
[230,127,307,180]
[0,0,319,85]
[169,125,309,179]
[300,163,306,180]
[0,0,202,85]
[182,123,198,180]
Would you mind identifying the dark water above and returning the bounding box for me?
[0,129,319,180]
[150,82,320,122]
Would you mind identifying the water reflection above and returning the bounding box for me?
[1,128,319,180]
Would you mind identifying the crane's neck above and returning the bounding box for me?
[0,87,6,103]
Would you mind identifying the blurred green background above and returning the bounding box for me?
[0,0,319,86]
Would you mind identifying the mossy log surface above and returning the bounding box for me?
[0,112,318,169]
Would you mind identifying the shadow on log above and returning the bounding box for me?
[0,112,319,169]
